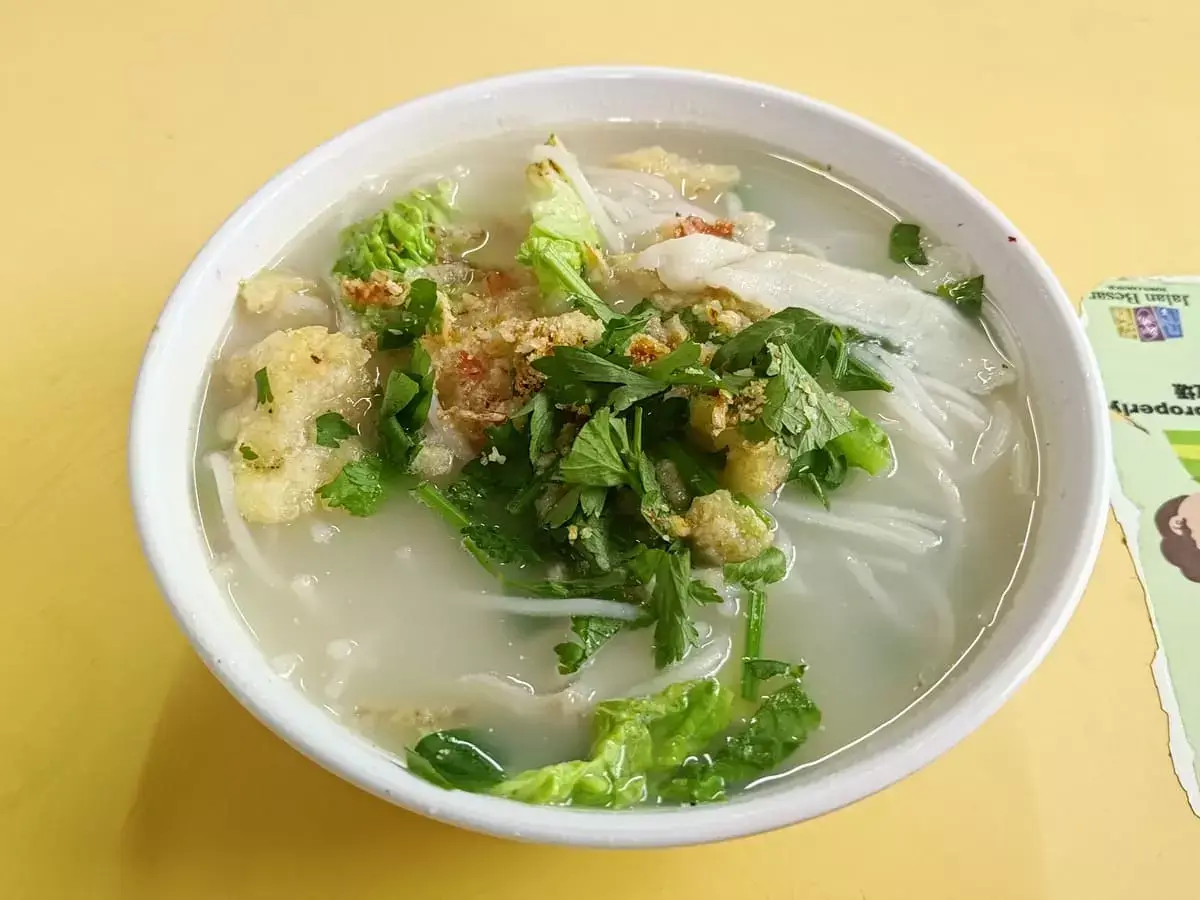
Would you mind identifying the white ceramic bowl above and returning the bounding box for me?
[130,66,1108,847]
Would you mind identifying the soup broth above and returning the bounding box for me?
[195,125,1037,800]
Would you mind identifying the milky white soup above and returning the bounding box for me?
[194,126,1037,805]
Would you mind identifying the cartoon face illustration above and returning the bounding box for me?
[1156,493,1200,582]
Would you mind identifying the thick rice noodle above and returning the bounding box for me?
[634,234,1015,395]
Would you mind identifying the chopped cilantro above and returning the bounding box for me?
[937,275,985,316]
[560,409,633,487]
[318,454,385,517]
[314,412,356,448]
[378,278,441,350]
[554,616,624,674]
[651,546,699,669]
[888,221,928,265]
[254,367,273,407]
[238,445,259,461]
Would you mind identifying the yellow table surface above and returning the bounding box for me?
[3,0,1198,896]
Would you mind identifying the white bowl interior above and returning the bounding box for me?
[130,67,1108,847]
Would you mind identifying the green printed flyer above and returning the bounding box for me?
[1085,278,1200,814]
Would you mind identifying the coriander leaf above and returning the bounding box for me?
[505,462,558,515]
[709,317,795,374]
[444,477,487,512]
[689,580,724,605]
[569,511,619,573]
[579,485,608,518]
[382,372,420,419]
[238,445,259,461]
[461,523,541,566]
[407,729,506,792]
[318,454,385,516]
[628,546,667,585]
[511,571,629,599]
[542,485,582,528]
[678,307,718,343]
[489,679,733,809]
[742,658,808,681]
[640,341,700,380]
[836,354,893,392]
[652,546,699,669]
[533,346,663,391]
[787,447,848,508]
[594,300,657,356]
[606,382,670,413]
[888,221,928,265]
[379,278,440,350]
[314,411,356,448]
[708,307,890,395]
[760,343,854,454]
[560,408,633,487]
[554,616,624,674]
[657,439,722,499]
[379,359,433,471]
[638,395,690,444]
[936,274,984,317]
[723,546,789,587]
[254,367,273,407]
[527,391,554,464]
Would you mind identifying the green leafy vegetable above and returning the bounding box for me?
[559,409,632,487]
[579,485,608,518]
[829,408,893,476]
[314,411,356,448]
[407,730,506,792]
[379,345,435,471]
[594,300,657,355]
[724,547,789,699]
[659,677,821,803]
[488,678,733,808]
[378,278,441,350]
[689,580,724,605]
[318,454,385,517]
[516,137,611,316]
[519,237,616,323]
[334,184,453,282]
[554,616,624,674]
[238,445,259,461]
[708,307,891,393]
[760,343,854,456]
[533,346,664,411]
[888,221,928,265]
[740,587,767,700]
[724,546,789,588]
[651,546,699,669]
[742,658,808,681]
[527,391,555,464]
[254,367,273,407]
[937,274,985,316]
[461,523,541,566]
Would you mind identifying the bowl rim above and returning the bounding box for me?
[130,65,1110,847]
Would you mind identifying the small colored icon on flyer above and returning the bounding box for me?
[1112,306,1183,341]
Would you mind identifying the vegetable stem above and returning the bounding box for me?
[741,586,766,700]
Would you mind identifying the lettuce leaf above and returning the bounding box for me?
[488,678,733,808]
[658,677,821,803]
[333,183,454,282]
[516,136,608,313]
